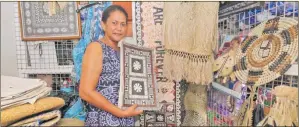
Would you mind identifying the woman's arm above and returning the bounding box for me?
[79,42,142,118]
[79,42,124,117]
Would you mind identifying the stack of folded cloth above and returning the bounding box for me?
[1,75,65,126]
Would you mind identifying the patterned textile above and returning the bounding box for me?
[134,1,175,102]
[163,2,219,85]
[134,2,169,83]
[138,80,185,126]
[118,42,160,111]
[133,2,178,125]
[73,2,112,82]
[139,81,176,126]
[134,2,142,46]
[135,2,164,48]
[142,103,176,126]
[83,41,134,126]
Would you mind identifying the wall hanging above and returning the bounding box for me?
[18,2,81,41]
[235,17,298,86]
[132,2,179,126]
[162,2,219,85]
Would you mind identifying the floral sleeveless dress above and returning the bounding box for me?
[84,41,135,126]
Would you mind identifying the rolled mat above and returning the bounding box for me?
[55,118,85,126]
[10,110,61,126]
[1,97,65,126]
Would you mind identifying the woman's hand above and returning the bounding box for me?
[121,104,143,117]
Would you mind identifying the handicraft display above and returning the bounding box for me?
[257,85,298,126]
[18,2,81,41]
[163,2,219,85]
[235,17,298,86]
[213,37,242,79]
[118,41,160,110]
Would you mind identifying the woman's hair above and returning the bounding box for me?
[102,5,128,23]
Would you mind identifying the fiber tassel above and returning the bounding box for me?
[162,2,219,85]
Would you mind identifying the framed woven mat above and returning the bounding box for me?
[118,41,160,110]
[235,17,298,86]
[18,2,81,41]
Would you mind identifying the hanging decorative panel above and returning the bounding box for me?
[18,2,81,41]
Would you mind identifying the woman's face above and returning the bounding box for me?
[102,10,127,42]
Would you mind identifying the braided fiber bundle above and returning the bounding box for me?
[163,2,219,85]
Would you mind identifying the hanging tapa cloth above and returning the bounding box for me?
[162,2,219,85]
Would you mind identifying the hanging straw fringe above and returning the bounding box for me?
[163,2,219,85]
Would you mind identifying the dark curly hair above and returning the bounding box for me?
[102,5,128,23]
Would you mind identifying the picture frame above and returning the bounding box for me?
[18,2,82,41]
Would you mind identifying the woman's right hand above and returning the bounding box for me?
[121,104,143,117]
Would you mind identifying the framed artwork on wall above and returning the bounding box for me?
[18,2,82,41]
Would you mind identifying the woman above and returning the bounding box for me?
[79,5,143,126]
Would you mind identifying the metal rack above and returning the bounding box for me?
[208,1,298,126]
[13,2,80,93]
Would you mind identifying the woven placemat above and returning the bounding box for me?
[235,17,298,86]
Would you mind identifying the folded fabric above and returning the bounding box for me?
[1,84,46,101]
[1,86,52,109]
[1,75,47,99]
[10,110,61,126]
[1,97,65,126]
[55,118,85,126]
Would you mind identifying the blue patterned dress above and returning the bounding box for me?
[84,41,135,126]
